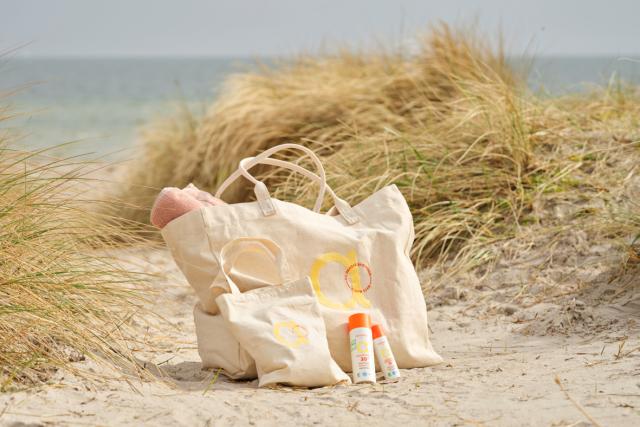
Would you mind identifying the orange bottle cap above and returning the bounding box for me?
[371,324,384,339]
[348,313,371,331]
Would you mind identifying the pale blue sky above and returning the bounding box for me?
[1,0,639,57]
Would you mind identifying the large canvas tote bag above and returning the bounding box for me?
[161,143,442,371]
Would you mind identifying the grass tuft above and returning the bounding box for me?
[116,24,640,273]
[0,113,150,388]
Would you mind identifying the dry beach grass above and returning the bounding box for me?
[119,25,519,217]
[118,25,639,274]
[0,106,151,388]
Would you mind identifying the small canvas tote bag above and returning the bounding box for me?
[217,277,350,388]
[191,236,291,379]
[161,143,442,372]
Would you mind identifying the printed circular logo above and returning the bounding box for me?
[273,320,309,349]
[344,262,372,293]
[310,250,372,310]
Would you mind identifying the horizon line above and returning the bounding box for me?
[6,53,640,60]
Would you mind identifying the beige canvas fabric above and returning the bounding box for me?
[207,236,292,315]
[164,234,291,378]
[193,304,256,379]
[162,217,291,316]
[216,277,350,388]
[162,143,442,372]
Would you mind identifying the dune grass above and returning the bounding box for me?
[117,24,640,271]
[0,113,150,388]
[119,25,517,215]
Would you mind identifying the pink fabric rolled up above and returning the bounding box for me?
[150,184,226,229]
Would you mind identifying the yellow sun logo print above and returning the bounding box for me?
[310,249,372,310]
[273,320,310,348]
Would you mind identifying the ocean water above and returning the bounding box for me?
[1,56,639,158]
[1,57,256,158]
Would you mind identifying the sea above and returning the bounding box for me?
[1,56,639,159]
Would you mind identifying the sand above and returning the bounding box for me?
[1,231,639,426]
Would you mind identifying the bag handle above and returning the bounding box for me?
[215,144,326,212]
[215,143,359,224]
[240,157,359,224]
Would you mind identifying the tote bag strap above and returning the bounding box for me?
[216,143,326,212]
[239,157,359,224]
[215,143,360,224]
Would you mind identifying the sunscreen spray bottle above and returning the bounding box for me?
[348,313,376,384]
[371,324,400,381]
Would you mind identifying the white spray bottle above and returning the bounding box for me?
[348,313,376,384]
[372,324,400,381]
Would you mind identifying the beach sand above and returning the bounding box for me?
[1,235,638,426]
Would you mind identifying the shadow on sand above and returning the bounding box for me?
[133,358,257,392]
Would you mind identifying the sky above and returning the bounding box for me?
[1,0,639,57]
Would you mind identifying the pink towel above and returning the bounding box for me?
[150,184,226,229]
